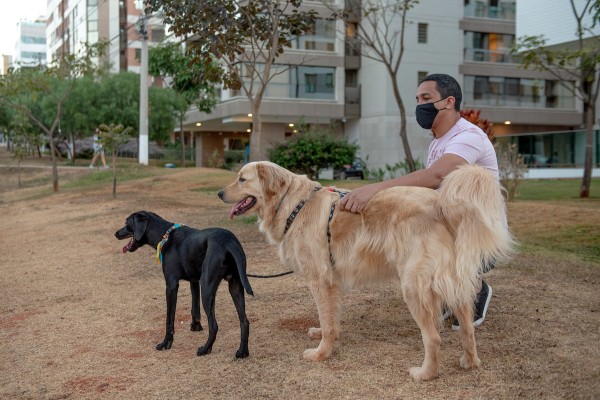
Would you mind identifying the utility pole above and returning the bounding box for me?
[137,12,149,165]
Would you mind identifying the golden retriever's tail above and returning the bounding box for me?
[437,165,516,306]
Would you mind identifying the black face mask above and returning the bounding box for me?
[415,98,448,129]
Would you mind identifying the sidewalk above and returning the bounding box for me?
[525,168,600,179]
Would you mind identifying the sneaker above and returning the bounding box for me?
[441,307,452,321]
[89,164,94,169]
[102,165,110,169]
[452,281,492,331]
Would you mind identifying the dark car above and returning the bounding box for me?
[334,158,366,180]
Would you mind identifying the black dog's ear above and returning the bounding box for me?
[132,213,148,241]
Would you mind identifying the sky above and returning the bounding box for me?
[0,0,47,56]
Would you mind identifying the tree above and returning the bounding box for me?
[268,122,358,179]
[8,113,33,188]
[0,41,107,192]
[97,123,133,199]
[512,0,600,198]
[147,0,318,161]
[331,0,420,172]
[495,142,527,202]
[149,42,220,166]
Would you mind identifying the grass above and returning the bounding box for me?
[62,163,168,189]
[523,224,600,264]
[515,178,600,201]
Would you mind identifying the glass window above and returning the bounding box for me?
[305,74,317,93]
[473,76,488,101]
[294,66,335,99]
[297,19,336,52]
[418,23,428,44]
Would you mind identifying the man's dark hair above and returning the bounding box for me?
[419,74,462,111]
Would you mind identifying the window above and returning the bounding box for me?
[305,74,317,93]
[296,19,336,52]
[325,73,333,88]
[418,71,428,85]
[345,70,358,87]
[295,66,335,99]
[151,28,165,43]
[418,23,428,44]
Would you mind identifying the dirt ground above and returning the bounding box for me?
[1,151,599,400]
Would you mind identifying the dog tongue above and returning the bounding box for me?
[229,197,251,220]
[122,238,133,253]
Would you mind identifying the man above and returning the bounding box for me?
[90,128,109,169]
[340,73,499,330]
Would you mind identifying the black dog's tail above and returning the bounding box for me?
[226,237,254,296]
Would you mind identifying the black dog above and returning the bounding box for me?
[115,211,253,358]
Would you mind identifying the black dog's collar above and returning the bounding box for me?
[283,187,321,235]
[156,223,185,266]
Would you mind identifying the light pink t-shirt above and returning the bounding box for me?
[427,117,499,181]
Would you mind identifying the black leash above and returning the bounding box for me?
[247,271,294,278]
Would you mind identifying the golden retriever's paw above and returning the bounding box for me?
[459,354,481,369]
[307,327,322,339]
[408,366,438,382]
[302,347,330,361]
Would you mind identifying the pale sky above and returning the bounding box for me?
[0,0,48,56]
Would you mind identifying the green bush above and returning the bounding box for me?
[268,123,358,179]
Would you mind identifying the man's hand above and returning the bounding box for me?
[339,183,383,213]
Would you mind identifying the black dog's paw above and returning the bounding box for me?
[235,349,249,359]
[190,322,203,331]
[156,338,173,350]
[197,345,212,356]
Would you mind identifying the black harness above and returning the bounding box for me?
[283,186,348,266]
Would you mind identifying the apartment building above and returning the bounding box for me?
[0,55,12,75]
[507,0,600,167]
[178,0,584,168]
[46,0,164,73]
[32,0,592,169]
[12,18,47,69]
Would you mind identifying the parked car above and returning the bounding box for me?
[334,158,366,180]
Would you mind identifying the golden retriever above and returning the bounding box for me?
[218,161,514,381]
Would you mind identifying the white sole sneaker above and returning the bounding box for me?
[452,282,492,331]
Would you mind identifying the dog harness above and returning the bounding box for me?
[156,223,185,266]
[283,186,348,266]
[284,186,321,234]
[326,189,348,266]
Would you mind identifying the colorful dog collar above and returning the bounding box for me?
[156,223,185,266]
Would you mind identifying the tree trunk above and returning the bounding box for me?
[390,74,416,171]
[112,152,117,199]
[180,114,185,167]
[249,101,264,161]
[17,159,22,188]
[48,131,59,192]
[579,106,594,197]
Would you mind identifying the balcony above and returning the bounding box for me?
[344,85,360,118]
[464,1,516,21]
[464,48,519,64]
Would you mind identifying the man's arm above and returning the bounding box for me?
[339,153,467,213]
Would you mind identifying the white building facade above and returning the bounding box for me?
[13,18,47,69]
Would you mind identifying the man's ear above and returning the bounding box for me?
[446,96,456,109]
[132,213,148,241]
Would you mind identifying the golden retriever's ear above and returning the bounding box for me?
[257,163,287,199]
